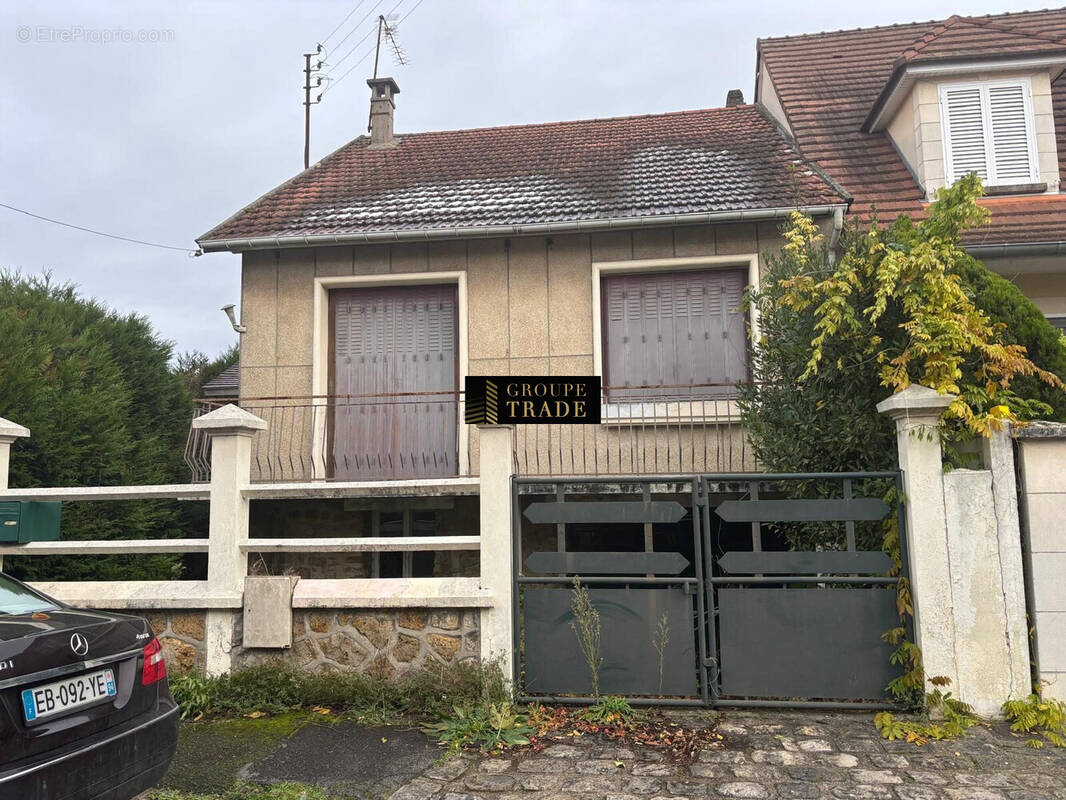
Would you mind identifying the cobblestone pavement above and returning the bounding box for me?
[392,710,1066,800]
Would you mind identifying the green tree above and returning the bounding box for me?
[0,272,199,580]
[740,175,1066,481]
[174,344,238,399]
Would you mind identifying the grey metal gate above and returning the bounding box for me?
[512,472,908,708]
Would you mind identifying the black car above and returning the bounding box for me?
[0,572,179,799]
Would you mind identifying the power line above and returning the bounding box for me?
[326,16,381,73]
[0,202,200,255]
[320,0,370,46]
[397,0,426,26]
[324,0,385,56]
[325,0,415,94]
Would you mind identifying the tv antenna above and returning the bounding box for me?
[373,13,407,79]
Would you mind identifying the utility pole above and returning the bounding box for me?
[303,52,313,170]
[302,45,325,170]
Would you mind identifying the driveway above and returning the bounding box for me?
[389,710,1066,800]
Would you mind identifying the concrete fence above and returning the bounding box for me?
[1,391,1062,714]
[0,406,516,679]
[1015,421,1066,702]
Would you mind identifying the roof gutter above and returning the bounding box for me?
[967,241,1066,258]
[197,204,850,254]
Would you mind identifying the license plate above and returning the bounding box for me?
[21,668,116,723]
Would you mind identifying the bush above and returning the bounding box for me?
[170,660,508,721]
[740,176,1066,482]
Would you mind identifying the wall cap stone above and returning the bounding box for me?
[0,417,30,441]
[191,404,267,434]
[876,385,956,421]
[1014,420,1066,440]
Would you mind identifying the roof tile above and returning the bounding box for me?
[199,106,845,245]
[759,8,1066,246]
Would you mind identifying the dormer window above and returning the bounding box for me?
[940,79,1039,188]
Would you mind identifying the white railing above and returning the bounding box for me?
[0,408,514,677]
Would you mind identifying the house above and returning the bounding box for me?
[757,9,1066,327]
[195,8,1066,583]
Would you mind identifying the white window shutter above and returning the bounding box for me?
[987,83,1035,184]
[943,86,988,183]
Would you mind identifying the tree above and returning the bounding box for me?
[740,175,1066,480]
[0,272,198,580]
[174,344,238,400]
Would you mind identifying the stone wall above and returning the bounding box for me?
[235,608,479,676]
[140,606,478,678]
[145,610,207,674]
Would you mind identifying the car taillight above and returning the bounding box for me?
[141,637,167,686]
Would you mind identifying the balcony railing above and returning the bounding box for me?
[184,383,756,483]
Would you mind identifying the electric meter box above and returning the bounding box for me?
[0,501,61,544]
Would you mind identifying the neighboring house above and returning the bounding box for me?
[757,9,1066,321]
[201,362,239,403]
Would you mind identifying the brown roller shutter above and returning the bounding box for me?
[603,269,748,400]
[331,284,458,478]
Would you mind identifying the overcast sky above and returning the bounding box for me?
[0,0,1048,357]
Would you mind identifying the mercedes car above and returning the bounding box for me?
[0,572,179,799]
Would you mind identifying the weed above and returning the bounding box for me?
[569,576,603,697]
[652,613,670,695]
[168,660,507,721]
[424,703,533,753]
[581,695,636,726]
[874,676,979,745]
[1003,686,1066,748]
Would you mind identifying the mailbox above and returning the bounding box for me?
[0,501,61,544]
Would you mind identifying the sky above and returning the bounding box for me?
[0,0,1050,357]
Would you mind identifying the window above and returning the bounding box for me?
[940,79,1038,187]
[601,269,748,400]
[0,575,56,616]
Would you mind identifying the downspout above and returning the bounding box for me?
[827,206,844,265]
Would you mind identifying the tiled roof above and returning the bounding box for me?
[899,15,1066,65]
[198,106,846,247]
[201,363,239,398]
[759,9,1066,247]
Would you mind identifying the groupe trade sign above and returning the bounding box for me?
[464,376,601,425]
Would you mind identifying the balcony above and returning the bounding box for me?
[184,384,756,484]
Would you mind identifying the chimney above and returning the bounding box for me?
[367,77,400,148]
[725,89,744,107]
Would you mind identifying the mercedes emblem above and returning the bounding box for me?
[70,632,89,657]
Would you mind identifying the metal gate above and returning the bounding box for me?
[512,472,908,708]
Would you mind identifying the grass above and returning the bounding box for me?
[170,659,508,722]
[146,781,341,800]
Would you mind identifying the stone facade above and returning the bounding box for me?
[139,607,479,677]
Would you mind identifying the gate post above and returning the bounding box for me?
[192,404,267,676]
[877,385,959,690]
[477,424,515,682]
[0,417,30,492]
